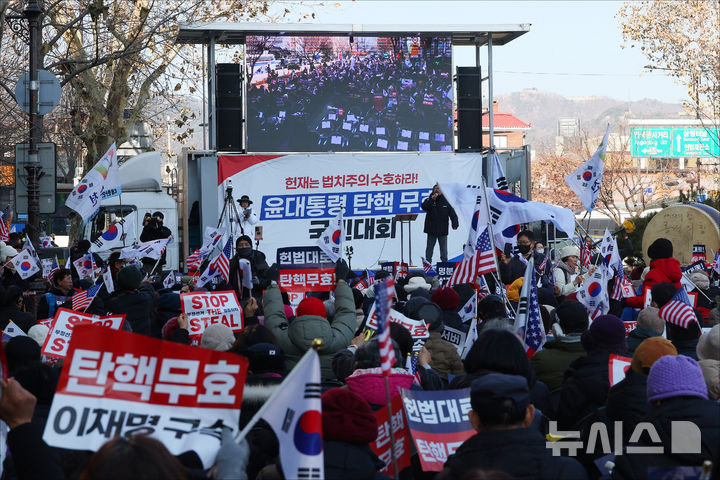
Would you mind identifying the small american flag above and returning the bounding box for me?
[421,257,435,275]
[611,264,627,301]
[581,241,592,270]
[0,205,10,242]
[185,249,205,271]
[672,285,693,307]
[448,228,496,286]
[659,300,697,329]
[409,354,421,386]
[520,266,545,357]
[712,251,720,275]
[373,278,396,376]
[48,256,59,281]
[210,238,232,282]
[71,284,101,311]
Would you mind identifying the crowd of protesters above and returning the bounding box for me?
[246,47,453,152]
[0,227,717,480]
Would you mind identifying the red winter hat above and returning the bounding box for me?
[322,388,377,444]
[296,297,327,318]
[431,286,460,311]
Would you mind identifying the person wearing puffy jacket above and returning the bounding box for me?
[625,238,682,309]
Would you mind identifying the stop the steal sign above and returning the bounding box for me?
[180,291,243,343]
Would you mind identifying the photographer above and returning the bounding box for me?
[237,195,258,235]
[140,211,172,269]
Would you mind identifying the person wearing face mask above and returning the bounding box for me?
[140,211,172,270]
[535,242,545,255]
[499,230,553,289]
[229,235,268,299]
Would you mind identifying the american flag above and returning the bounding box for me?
[421,257,435,275]
[448,228,496,286]
[71,284,101,311]
[611,264,627,301]
[185,249,205,271]
[408,354,421,386]
[713,251,720,275]
[210,237,232,282]
[672,285,693,307]
[515,264,545,357]
[373,278,396,376]
[0,205,10,242]
[48,256,59,281]
[580,241,592,270]
[659,299,697,329]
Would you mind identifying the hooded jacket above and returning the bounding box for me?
[264,281,356,382]
[436,427,588,480]
[626,257,682,308]
[424,331,464,380]
[626,326,661,356]
[612,397,720,479]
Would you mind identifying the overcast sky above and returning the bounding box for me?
[276,0,687,103]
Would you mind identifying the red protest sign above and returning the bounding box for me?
[370,394,412,476]
[623,321,637,336]
[180,290,243,343]
[278,268,335,292]
[43,324,248,468]
[41,308,125,358]
[609,354,632,387]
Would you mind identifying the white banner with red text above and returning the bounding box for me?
[41,308,125,358]
[180,291,243,344]
[217,153,484,269]
[43,325,248,468]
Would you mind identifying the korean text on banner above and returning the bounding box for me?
[370,394,412,477]
[41,308,125,358]
[401,388,474,472]
[277,246,336,292]
[180,291,243,343]
[365,304,429,340]
[43,324,249,468]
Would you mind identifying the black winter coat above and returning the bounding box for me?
[612,397,720,480]
[557,352,613,430]
[35,287,72,321]
[436,427,588,480]
[499,251,552,286]
[421,194,458,236]
[105,283,155,336]
[606,369,650,441]
[0,307,35,333]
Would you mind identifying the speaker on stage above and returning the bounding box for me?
[456,66,483,152]
[216,63,243,151]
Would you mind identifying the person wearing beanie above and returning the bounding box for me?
[530,300,589,392]
[264,259,357,382]
[553,245,593,296]
[229,234,269,300]
[625,237,681,309]
[696,324,720,400]
[200,323,235,351]
[688,270,720,322]
[626,306,664,355]
[27,324,49,348]
[557,314,627,429]
[605,337,678,442]
[613,354,720,479]
[437,373,587,480]
[650,283,703,359]
[105,265,155,336]
[345,338,414,410]
[320,388,391,480]
[431,286,465,331]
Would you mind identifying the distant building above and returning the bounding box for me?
[482,101,531,148]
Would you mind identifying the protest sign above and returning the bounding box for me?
[380,262,409,279]
[277,246,335,292]
[43,324,248,468]
[435,262,457,283]
[370,394,412,477]
[180,291,243,343]
[623,321,637,336]
[441,326,467,356]
[366,303,429,340]
[41,308,125,358]
[401,388,474,471]
[609,354,632,386]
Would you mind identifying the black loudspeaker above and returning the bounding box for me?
[456,66,483,151]
[216,63,243,151]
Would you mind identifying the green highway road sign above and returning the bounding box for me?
[632,126,720,158]
[672,127,720,158]
[631,127,672,157]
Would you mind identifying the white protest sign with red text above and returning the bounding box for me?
[180,290,243,343]
[366,303,429,340]
[43,325,248,468]
[41,308,125,358]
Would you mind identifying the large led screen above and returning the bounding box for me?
[246,36,453,152]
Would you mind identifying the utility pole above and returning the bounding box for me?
[25,0,43,246]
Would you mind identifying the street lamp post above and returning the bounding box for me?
[25,0,43,247]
